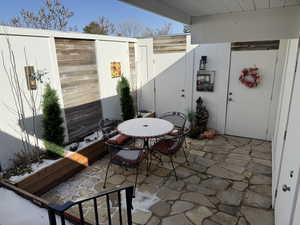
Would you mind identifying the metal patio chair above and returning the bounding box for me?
[103,142,147,191]
[150,129,190,180]
[98,119,121,140]
[159,111,189,150]
[159,112,187,136]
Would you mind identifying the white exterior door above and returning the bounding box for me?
[225,50,278,140]
[275,43,300,225]
[154,52,187,115]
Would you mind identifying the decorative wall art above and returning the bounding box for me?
[196,56,216,92]
[24,66,37,90]
[196,70,215,92]
[111,62,122,78]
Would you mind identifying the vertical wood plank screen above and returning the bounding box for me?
[55,38,102,142]
[129,42,137,111]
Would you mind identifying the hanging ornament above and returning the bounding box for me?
[239,67,261,88]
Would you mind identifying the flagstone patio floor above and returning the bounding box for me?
[42,135,273,225]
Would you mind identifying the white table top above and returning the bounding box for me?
[117,118,174,138]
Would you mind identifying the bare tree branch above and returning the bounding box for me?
[116,20,146,37]
[8,0,75,31]
[143,23,172,37]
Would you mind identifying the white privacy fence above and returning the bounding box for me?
[0,26,137,169]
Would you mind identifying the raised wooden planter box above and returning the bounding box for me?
[14,140,106,196]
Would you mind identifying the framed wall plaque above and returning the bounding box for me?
[111,62,122,78]
[196,70,215,92]
[24,66,37,90]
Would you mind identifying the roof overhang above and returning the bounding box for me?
[119,0,192,24]
[119,0,300,43]
[119,0,300,25]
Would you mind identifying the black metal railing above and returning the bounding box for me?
[47,185,134,225]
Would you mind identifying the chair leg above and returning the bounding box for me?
[184,137,188,149]
[158,153,163,166]
[169,156,178,181]
[134,166,139,194]
[183,147,189,165]
[103,161,111,188]
[146,151,149,177]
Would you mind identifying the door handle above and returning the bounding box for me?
[282,184,291,192]
[228,98,233,102]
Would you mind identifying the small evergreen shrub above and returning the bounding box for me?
[116,75,130,95]
[117,76,135,120]
[42,84,65,153]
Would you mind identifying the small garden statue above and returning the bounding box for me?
[195,97,209,133]
[188,97,209,138]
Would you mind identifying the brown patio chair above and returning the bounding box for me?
[150,130,190,181]
[103,142,147,191]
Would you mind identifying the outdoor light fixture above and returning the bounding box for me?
[200,56,207,70]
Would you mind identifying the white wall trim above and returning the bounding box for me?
[0,25,137,43]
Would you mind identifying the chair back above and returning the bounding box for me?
[165,128,189,154]
[159,112,187,131]
[98,119,120,139]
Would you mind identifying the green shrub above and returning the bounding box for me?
[117,76,135,120]
[42,84,65,148]
[116,75,130,95]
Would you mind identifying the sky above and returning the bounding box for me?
[0,0,184,34]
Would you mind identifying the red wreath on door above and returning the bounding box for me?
[239,67,261,88]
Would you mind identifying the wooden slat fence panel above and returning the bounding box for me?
[153,35,187,54]
[232,40,280,51]
[55,38,102,142]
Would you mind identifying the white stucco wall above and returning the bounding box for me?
[0,35,63,169]
[96,40,131,120]
[192,43,231,133]
[191,6,300,44]
[137,35,198,116]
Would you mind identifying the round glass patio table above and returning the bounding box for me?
[117,118,174,174]
[117,118,174,138]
